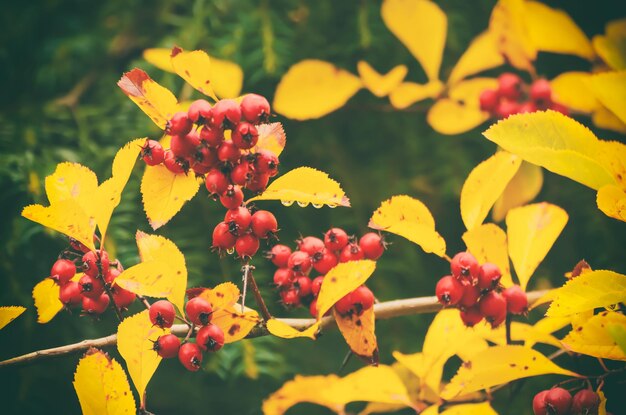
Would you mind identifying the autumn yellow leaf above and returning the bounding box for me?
[472,320,561,348]
[381,0,447,82]
[598,140,626,189]
[438,402,498,415]
[506,202,568,291]
[117,310,167,404]
[547,270,626,317]
[388,81,443,109]
[550,72,599,113]
[427,99,489,135]
[247,167,350,208]
[170,47,218,100]
[462,223,513,287]
[117,68,179,129]
[357,61,408,98]
[592,105,626,134]
[592,19,626,70]
[263,374,343,415]
[0,306,26,330]
[316,260,377,318]
[44,162,98,207]
[334,307,378,364]
[359,362,427,415]
[489,0,536,71]
[369,195,446,257]
[492,162,543,222]
[141,164,202,230]
[460,151,522,230]
[441,345,579,399]
[273,60,362,120]
[562,311,626,361]
[252,123,286,157]
[142,48,173,71]
[448,31,504,85]
[32,279,62,324]
[266,319,320,340]
[597,184,626,222]
[73,349,135,415]
[115,232,187,312]
[589,71,626,125]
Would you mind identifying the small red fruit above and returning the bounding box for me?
[479,291,508,328]
[280,288,301,307]
[82,250,110,278]
[273,268,294,287]
[533,390,549,415]
[153,334,181,358]
[450,252,480,284]
[571,389,600,414]
[251,210,278,239]
[550,102,569,115]
[479,89,499,112]
[149,300,176,328]
[141,140,165,166]
[166,111,193,136]
[502,285,528,315]
[217,140,241,163]
[219,185,244,209]
[496,99,521,119]
[295,276,312,297]
[196,324,225,352]
[253,150,279,176]
[240,93,271,124]
[334,292,354,315]
[312,249,338,274]
[324,228,349,251]
[297,236,325,257]
[351,286,375,314]
[82,292,110,315]
[311,276,324,297]
[212,222,237,251]
[459,284,481,308]
[497,72,522,100]
[477,262,502,291]
[544,388,572,415]
[199,125,224,147]
[267,244,292,268]
[287,251,312,274]
[235,234,260,258]
[205,169,229,196]
[359,232,385,260]
[309,298,318,318]
[104,267,120,284]
[230,159,252,186]
[518,101,538,114]
[112,286,136,308]
[530,79,552,108]
[170,133,199,158]
[231,122,259,149]
[178,342,203,371]
[187,99,212,124]
[211,99,241,130]
[163,150,187,174]
[78,274,105,299]
[50,258,76,285]
[436,275,464,306]
[460,305,483,327]
[225,207,252,233]
[339,243,364,262]
[246,171,270,192]
[185,297,213,326]
[59,281,82,307]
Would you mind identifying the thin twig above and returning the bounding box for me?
[505,314,512,345]
[96,251,123,321]
[243,264,272,321]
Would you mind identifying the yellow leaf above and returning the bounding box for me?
[0,306,26,330]
[506,202,568,291]
[252,122,286,157]
[140,164,201,230]
[449,78,499,105]
[461,151,522,230]
[33,278,62,324]
[448,31,505,85]
[483,111,617,191]
[316,260,377,319]
[210,56,244,99]
[44,162,98,207]
[247,166,350,208]
[472,321,561,348]
[597,184,626,222]
[273,60,362,120]
[143,48,174,72]
[462,224,513,288]
[492,162,543,222]
[333,307,378,364]
[589,71,626,125]
[381,0,447,81]
[73,349,135,415]
[369,195,446,256]
[117,68,179,129]
[117,310,167,403]
[427,99,489,135]
[441,345,579,399]
[359,363,426,415]
[592,105,626,134]
[523,1,594,60]
[170,47,218,101]
[388,81,443,109]
[357,61,408,98]
[488,0,536,71]
[266,319,320,340]
[439,402,498,415]
[598,140,626,189]
[550,72,599,113]
[547,270,626,317]
[598,389,608,415]
[562,311,626,361]
[115,232,187,312]
[593,19,626,70]
[262,374,343,415]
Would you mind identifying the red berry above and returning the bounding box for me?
[253,150,279,176]
[309,298,319,318]
[251,210,278,239]
[497,73,522,100]
[170,133,198,159]
[225,207,252,233]
[59,281,82,307]
[78,274,105,299]
[267,244,292,268]
[295,276,312,297]
[50,258,76,285]
[163,150,187,174]
[235,234,260,258]
[436,276,464,306]
[273,268,294,287]
[459,284,481,308]
[479,89,499,112]
[545,388,572,415]
[230,159,252,186]
[69,237,92,253]
[82,250,109,278]
[211,99,241,130]
[104,268,120,284]
[205,169,229,196]
[185,297,213,326]
[178,342,203,371]
[324,228,349,251]
[312,249,338,274]
[82,292,110,315]
[450,252,480,284]
[496,99,521,118]
[141,140,165,166]
[311,276,324,297]
[460,305,483,327]
[571,389,600,414]
[287,251,312,274]
[339,243,364,262]
[153,334,181,358]
[166,111,193,136]
[212,222,237,251]
[351,286,375,314]
[550,103,569,115]
[149,300,176,328]
[479,291,508,328]
[502,285,528,315]
[518,101,538,113]
[477,263,502,291]
[246,171,270,192]
[231,122,259,149]
[240,93,271,124]
[298,236,325,256]
[334,292,354,315]
[359,232,385,260]
[533,390,549,415]
[112,286,136,308]
[219,185,244,209]
[192,146,218,169]
[217,141,241,163]
[199,125,224,147]
[280,288,301,307]
[530,79,552,109]
[187,99,212,124]
[196,324,225,352]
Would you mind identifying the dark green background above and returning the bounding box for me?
[1,0,625,414]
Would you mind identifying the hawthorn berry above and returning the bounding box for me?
[59,281,82,307]
[235,234,260,258]
[477,262,501,291]
[544,388,572,415]
[312,249,338,274]
[104,267,120,284]
[141,140,165,166]
[69,237,93,253]
[267,244,292,268]
[163,150,187,174]
[185,297,213,326]
[50,258,76,285]
[205,169,229,196]
[339,243,365,262]
[82,292,110,315]
[309,298,318,318]
[460,305,483,327]
[435,276,464,306]
[311,276,324,296]
[287,251,312,274]
[193,145,218,168]
[530,79,552,108]
[211,99,241,130]
[178,342,203,372]
[171,132,201,158]
[280,288,301,307]
[254,150,279,176]
[459,284,481,309]
[230,159,252,186]
[149,300,176,328]
[334,292,354,315]
[112,286,136,308]
[359,232,385,260]
[231,122,259,149]
[225,207,252,234]
[217,141,241,163]
[479,291,508,327]
[187,99,212,124]
[479,89,499,112]
[518,101,538,114]
[297,236,325,257]
[241,93,271,124]
[273,268,294,287]
[571,389,600,414]
[496,99,521,119]
[533,390,550,415]
[502,285,528,315]
[246,171,271,192]
[199,125,224,147]
[551,102,569,115]
[251,210,278,239]
[82,250,109,278]
[212,222,237,251]
[324,228,349,251]
[153,334,181,359]
[79,274,105,299]
[196,324,225,352]
[167,111,193,136]
[450,252,480,284]
[295,276,312,297]
[497,73,522,100]
[351,286,375,314]
[219,185,244,209]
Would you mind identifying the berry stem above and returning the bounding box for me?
[242,263,272,321]
[136,295,151,310]
[95,251,123,321]
[505,314,512,345]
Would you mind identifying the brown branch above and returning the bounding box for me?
[243,264,272,321]
[0,290,549,368]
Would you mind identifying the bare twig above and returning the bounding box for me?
[243,264,272,321]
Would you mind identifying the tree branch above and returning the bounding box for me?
[0,290,548,368]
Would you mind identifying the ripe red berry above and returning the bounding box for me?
[479,291,508,328]
[518,101,538,114]
[196,324,225,352]
[450,252,480,284]
[187,99,212,124]
[295,276,312,297]
[530,79,552,108]
[199,125,224,147]
[104,268,120,284]
[185,297,213,326]
[312,249,338,274]
[50,258,76,285]
[178,342,203,371]
[79,274,105,299]
[273,268,294,287]
[496,99,521,119]
[153,334,181,358]
[477,263,502,291]
[324,228,349,251]
[502,285,528,315]
[149,300,176,328]
[359,232,385,260]
[298,236,325,257]
[82,250,109,278]
[311,276,324,297]
[167,111,193,136]
[112,286,136,308]
[163,150,187,174]
[339,243,365,262]
[288,251,312,274]
[309,298,319,318]
[254,150,279,176]
[235,234,260,258]
[217,141,241,163]
[171,132,200,158]
[497,72,522,100]
[460,305,483,327]
[225,207,252,233]
[82,292,110,315]
[334,292,354,315]
[193,145,218,168]
[212,222,237,251]
[240,93,271,124]
[436,275,464,306]
[219,185,244,209]
[205,169,229,196]
[246,171,271,192]
[280,288,301,307]
[212,99,241,130]
[544,388,572,415]
[59,281,82,307]
[231,122,259,150]
[251,210,278,239]
[230,159,252,186]
[267,244,292,268]
[533,390,549,415]
[479,89,499,112]
[550,102,569,115]
[141,140,165,166]
[459,284,481,309]
[351,286,375,314]
[571,389,600,414]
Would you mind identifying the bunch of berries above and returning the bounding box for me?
[149,298,225,372]
[479,73,568,119]
[212,206,278,259]
[50,237,136,316]
[266,228,385,317]
[533,387,600,415]
[435,251,528,328]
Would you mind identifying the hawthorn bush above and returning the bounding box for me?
[1,1,626,414]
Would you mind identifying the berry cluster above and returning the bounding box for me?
[267,228,385,317]
[212,206,278,258]
[435,252,528,328]
[149,298,225,372]
[533,387,600,415]
[50,238,135,316]
[479,73,568,119]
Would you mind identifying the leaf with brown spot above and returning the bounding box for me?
[333,307,378,365]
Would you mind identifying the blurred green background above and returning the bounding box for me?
[1,0,625,414]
